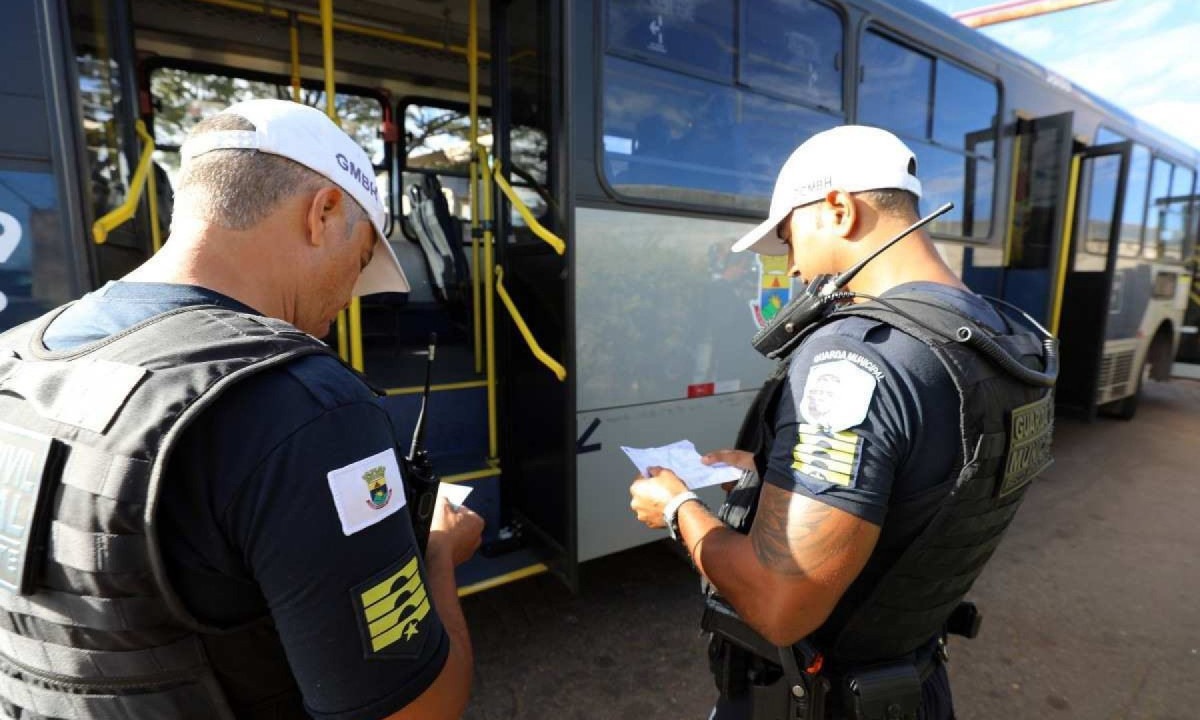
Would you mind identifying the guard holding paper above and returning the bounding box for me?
[629,126,1057,719]
[0,100,482,719]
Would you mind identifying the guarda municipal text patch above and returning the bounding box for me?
[353,552,433,658]
[999,394,1054,497]
[0,423,59,595]
[798,354,880,432]
[327,448,407,536]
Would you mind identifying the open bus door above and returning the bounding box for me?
[964,113,1074,328]
[1056,141,1132,419]
[487,0,578,590]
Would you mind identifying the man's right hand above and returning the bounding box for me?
[428,497,484,566]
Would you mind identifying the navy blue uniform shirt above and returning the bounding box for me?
[44,282,448,720]
[765,281,1005,524]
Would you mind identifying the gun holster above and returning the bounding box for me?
[702,596,828,720]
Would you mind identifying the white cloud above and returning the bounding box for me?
[1110,0,1172,33]
[1133,101,1200,150]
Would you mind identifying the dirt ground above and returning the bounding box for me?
[460,379,1200,720]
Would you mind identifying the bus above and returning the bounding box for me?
[3,0,1197,592]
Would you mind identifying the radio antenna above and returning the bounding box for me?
[828,202,954,291]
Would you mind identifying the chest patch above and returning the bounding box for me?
[798,357,878,432]
[327,448,407,536]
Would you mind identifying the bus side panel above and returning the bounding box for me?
[574,207,773,411]
[573,206,771,561]
[574,394,752,562]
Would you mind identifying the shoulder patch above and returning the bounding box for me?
[327,448,407,536]
[798,356,880,432]
[353,551,433,659]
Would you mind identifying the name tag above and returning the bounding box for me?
[998,394,1054,498]
[0,423,59,595]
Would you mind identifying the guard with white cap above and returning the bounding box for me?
[0,99,482,719]
[628,126,1057,719]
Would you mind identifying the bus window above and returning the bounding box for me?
[1096,126,1126,145]
[71,2,133,247]
[405,104,492,182]
[859,32,932,140]
[1160,165,1194,262]
[149,66,385,189]
[858,31,997,239]
[603,56,839,209]
[601,1,844,211]
[1143,157,1173,260]
[740,0,843,111]
[1082,154,1122,256]
[1118,145,1151,258]
[933,61,997,152]
[607,0,735,80]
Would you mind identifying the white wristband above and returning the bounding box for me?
[664,490,701,541]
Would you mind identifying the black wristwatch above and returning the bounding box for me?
[664,490,702,544]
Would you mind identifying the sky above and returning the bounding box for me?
[920,0,1200,151]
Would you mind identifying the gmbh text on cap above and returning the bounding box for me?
[731,125,923,256]
[179,98,410,295]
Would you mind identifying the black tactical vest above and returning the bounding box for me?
[0,304,339,719]
[721,291,1053,664]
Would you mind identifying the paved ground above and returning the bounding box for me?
[460,379,1200,720]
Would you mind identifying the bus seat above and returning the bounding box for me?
[405,174,470,314]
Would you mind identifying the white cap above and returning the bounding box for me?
[731,125,923,256]
[180,98,410,295]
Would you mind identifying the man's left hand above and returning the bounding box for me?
[629,467,689,528]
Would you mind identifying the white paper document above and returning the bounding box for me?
[620,440,743,490]
[436,482,473,509]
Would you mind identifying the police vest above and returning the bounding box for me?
[0,304,340,719]
[721,291,1054,663]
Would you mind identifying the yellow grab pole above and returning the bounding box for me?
[93,120,156,245]
[289,11,302,101]
[1003,134,1022,267]
[138,122,163,253]
[320,0,362,370]
[469,0,483,374]
[1049,155,1081,336]
[480,147,498,461]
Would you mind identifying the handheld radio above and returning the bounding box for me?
[750,202,954,359]
[401,333,441,553]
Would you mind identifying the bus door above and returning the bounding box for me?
[963,113,1074,327]
[1056,141,1132,418]
[0,1,90,331]
[488,0,577,588]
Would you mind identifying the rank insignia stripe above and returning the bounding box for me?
[791,424,863,489]
[354,554,432,657]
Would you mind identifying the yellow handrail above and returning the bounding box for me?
[494,266,566,382]
[468,0,483,375]
[480,145,499,460]
[190,0,492,61]
[492,160,565,255]
[1049,155,1081,337]
[93,120,160,247]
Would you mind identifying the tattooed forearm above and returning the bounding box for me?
[750,483,861,576]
